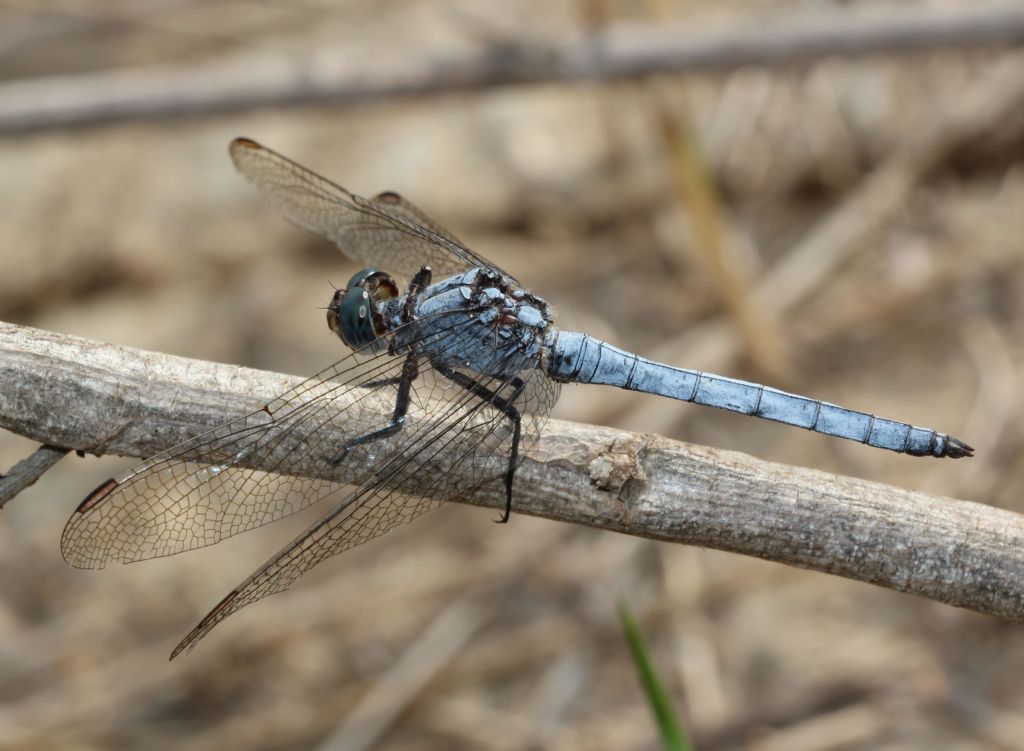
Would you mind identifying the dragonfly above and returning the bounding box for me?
[62,138,974,659]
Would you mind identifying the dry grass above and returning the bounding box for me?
[1,1,1023,749]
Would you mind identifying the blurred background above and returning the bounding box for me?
[2,1,1024,749]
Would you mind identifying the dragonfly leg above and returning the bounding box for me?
[434,366,526,524]
[331,352,419,465]
[404,265,433,312]
[334,266,435,463]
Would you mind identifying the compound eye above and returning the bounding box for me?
[344,268,376,291]
[331,287,376,349]
[343,269,398,301]
[330,268,398,349]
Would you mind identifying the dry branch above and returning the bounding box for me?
[1,321,1021,622]
[2,5,1024,133]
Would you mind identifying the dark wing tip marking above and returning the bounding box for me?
[231,136,261,151]
[64,477,121,568]
[169,588,241,661]
[76,478,119,514]
[375,191,402,204]
[228,137,263,169]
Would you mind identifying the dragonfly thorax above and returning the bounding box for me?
[393,267,553,378]
[327,268,400,350]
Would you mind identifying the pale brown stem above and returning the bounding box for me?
[0,321,1018,622]
[2,6,1024,133]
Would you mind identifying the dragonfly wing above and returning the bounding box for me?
[229,138,508,283]
[517,366,562,462]
[170,478,442,659]
[61,344,415,569]
[371,190,464,246]
[171,348,561,657]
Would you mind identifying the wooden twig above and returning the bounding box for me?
[0,444,69,508]
[2,6,1024,134]
[0,320,1019,622]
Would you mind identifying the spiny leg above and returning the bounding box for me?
[331,352,419,465]
[405,266,432,312]
[332,266,433,465]
[435,366,526,523]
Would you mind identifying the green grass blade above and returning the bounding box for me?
[618,602,693,751]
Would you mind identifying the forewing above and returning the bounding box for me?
[61,348,416,569]
[371,191,465,246]
[229,138,509,282]
[171,344,560,657]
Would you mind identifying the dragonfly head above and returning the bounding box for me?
[327,269,400,349]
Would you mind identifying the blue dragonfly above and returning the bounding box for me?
[62,138,972,658]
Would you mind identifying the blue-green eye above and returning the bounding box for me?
[327,269,399,349]
[337,287,377,348]
[344,269,379,291]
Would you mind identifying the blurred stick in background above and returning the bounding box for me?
[2,320,1021,623]
[2,5,1024,133]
